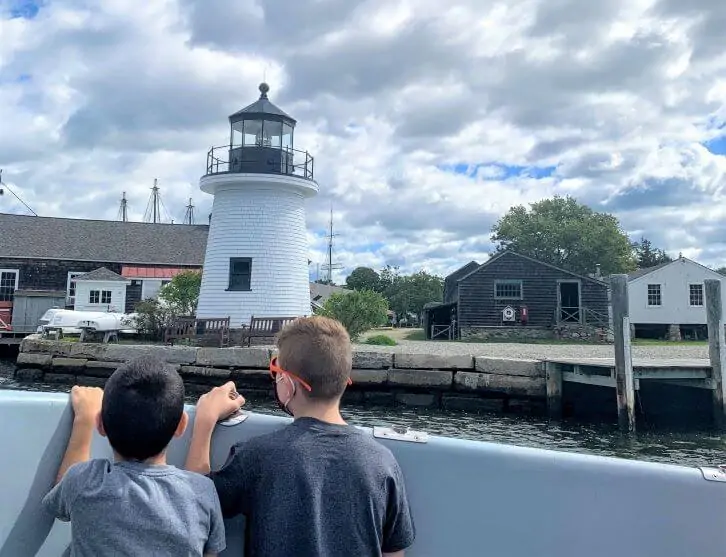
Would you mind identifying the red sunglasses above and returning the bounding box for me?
[269,357,352,392]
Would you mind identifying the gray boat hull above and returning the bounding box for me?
[1,390,725,556]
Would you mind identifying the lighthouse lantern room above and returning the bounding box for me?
[196,83,318,327]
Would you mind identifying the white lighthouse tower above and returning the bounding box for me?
[196,83,318,326]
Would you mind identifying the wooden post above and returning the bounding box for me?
[546,361,563,420]
[704,279,726,429]
[611,274,636,433]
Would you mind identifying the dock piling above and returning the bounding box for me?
[545,361,563,420]
[611,274,636,433]
[705,279,726,430]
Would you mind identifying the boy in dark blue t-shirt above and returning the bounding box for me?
[185,316,416,557]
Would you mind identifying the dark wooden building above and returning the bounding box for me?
[0,213,208,320]
[426,251,610,340]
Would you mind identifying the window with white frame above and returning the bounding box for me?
[67,272,84,304]
[689,284,704,307]
[0,269,19,302]
[89,290,100,304]
[647,284,662,306]
[494,280,523,299]
[101,290,112,304]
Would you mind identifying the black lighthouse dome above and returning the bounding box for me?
[205,83,314,180]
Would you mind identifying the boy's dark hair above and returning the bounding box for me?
[101,354,185,461]
[277,316,352,400]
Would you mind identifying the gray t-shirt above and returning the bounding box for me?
[209,417,416,557]
[43,459,226,556]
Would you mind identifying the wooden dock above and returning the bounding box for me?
[546,276,726,433]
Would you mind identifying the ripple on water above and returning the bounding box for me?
[1,358,724,468]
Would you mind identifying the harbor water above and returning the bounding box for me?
[1,357,724,468]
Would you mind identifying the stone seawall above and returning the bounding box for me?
[14,337,547,414]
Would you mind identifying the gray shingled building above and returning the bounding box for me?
[0,213,208,315]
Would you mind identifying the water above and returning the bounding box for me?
[1,358,724,468]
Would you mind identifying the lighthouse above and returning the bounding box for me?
[196,83,318,326]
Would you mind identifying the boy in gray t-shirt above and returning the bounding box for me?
[43,355,226,556]
[186,316,416,557]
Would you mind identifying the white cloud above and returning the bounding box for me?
[2,0,726,283]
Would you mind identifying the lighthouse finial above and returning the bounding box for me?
[259,82,270,98]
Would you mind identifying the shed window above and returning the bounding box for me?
[101,291,112,304]
[647,284,661,306]
[494,280,523,299]
[689,284,704,307]
[228,258,252,291]
[89,290,100,304]
[0,269,19,302]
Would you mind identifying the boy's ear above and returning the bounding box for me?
[96,412,107,437]
[174,410,189,438]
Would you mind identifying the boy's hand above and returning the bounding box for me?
[195,382,246,426]
[70,386,103,425]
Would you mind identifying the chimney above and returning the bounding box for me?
[594,263,602,279]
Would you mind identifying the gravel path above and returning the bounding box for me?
[354,339,709,361]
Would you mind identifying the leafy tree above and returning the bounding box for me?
[345,267,381,292]
[158,270,202,316]
[318,290,389,341]
[632,237,672,269]
[491,195,636,275]
[386,271,444,317]
[131,298,175,341]
[378,265,401,296]
[716,267,726,276]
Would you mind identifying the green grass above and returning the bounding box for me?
[364,334,398,346]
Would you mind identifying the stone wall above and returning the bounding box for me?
[14,336,547,415]
[461,324,611,343]
[460,326,554,342]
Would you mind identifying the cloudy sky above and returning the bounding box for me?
[1,0,726,283]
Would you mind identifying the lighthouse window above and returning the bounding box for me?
[282,123,293,149]
[228,258,252,291]
[243,120,263,147]
[265,120,282,148]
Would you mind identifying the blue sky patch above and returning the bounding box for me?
[704,136,726,156]
[9,0,41,19]
[439,162,557,180]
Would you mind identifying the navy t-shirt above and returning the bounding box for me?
[209,417,416,557]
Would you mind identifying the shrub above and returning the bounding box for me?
[131,298,175,341]
[159,270,202,316]
[318,289,388,341]
[365,334,397,346]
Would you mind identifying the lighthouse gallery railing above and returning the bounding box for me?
[205,145,315,181]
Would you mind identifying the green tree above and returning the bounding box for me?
[345,267,381,292]
[491,195,636,275]
[158,270,202,316]
[378,264,401,296]
[318,290,388,341]
[632,237,672,268]
[386,271,444,317]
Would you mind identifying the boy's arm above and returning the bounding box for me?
[185,381,245,475]
[55,386,103,485]
[381,461,416,555]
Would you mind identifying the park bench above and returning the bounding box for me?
[240,315,297,347]
[164,317,230,348]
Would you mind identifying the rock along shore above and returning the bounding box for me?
[14,336,548,414]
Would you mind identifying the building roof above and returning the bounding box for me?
[627,256,726,282]
[0,213,209,266]
[458,250,608,286]
[74,267,128,282]
[627,261,673,281]
[309,282,349,304]
[229,83,295,123]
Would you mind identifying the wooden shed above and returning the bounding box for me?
[431,251,610,341]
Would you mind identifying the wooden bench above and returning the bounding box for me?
[240,316,297,347]
[164,317,230,348]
